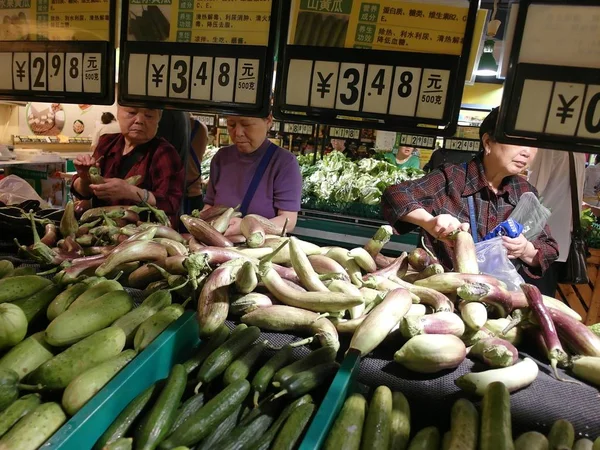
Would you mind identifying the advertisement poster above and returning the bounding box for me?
[127,0,272,44]
[0,0,110,41]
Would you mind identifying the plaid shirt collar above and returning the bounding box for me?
[462,155,521,205]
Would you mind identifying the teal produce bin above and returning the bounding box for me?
[44,311,200,449]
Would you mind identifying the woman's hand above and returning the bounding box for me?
[90,178,135,202]
[424,214,470,240]
[224,217,242,236]
[74,154,97,182]
[502,234,538,264]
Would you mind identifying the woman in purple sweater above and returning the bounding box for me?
[202,115,303,236]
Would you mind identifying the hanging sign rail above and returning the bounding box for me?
[496,0,600,152]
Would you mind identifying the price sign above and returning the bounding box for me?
[273,0,479,136]
[329,127,361,140]
[283,123,314,135]
[271,120,281,132]
[119,0,279,116]
[443,138,481,152]
[400,134,436,149]
[194,114,216,127]
[497,0,600,152]
[0,0,116,104]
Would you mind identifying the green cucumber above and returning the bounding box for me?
[448,398,478,450]
[514,432,548,450]
[593,437,600,450]
[0,402,66,450]
[62,349,137,416]
[480,382,514,450]
[133,304,184,352]
[168,392,205,435]
[548,419,575,450]
[0,394,41,438]
[0,332,54,380]
[104,438,133,450]
[391,391,411,450]
[273,346,337,385]
[69,279,123,310]
[323,393,367,450]
[135,364,187,450]
[158,379,251,449]
[6,267,36,278]
[196,326,260,385]
[229,323,248,338]
[195,403,242,450]
[408,426,441,450]
[0,303,27,350]
[0,261,14,279]
[45,290,133,346]
[574,439,595,450]
[276,361,339,399]
[0,275,52,305]
[271,402,315,450]
[251,345,294,406]
[113,290,171,345]
[442,431,452,450]
[181,324,230,375]
[12,284,61,323]
[297,12,315,45]
[27,327,126,389]
[217,413,275,450]
[362,385,393,450]
[223,339,267,386]
[0,369,21,412]
[47,278,104,321]
[94,384,157,450]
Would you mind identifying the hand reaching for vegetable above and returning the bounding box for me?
[425,214,469,241]
[224,217,242,236]
[90,178,135,202]
[74,154,98,182]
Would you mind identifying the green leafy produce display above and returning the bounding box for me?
[581,208,600,249]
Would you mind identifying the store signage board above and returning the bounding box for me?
[283,122,314,135]
[400,133,436,149]
[443,137,481,152]
[329,127,360,140]
[194,114,216,127]
[271,120,282,132]
[0,0,116,104]
[273,0,478,136]
[119,0,279,116]
[496,0,600,153]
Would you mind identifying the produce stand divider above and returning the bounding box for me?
[43,311,199,449]
[556,248,600,325]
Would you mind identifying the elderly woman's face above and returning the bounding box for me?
[483,133,537,176]
[227,116,271,153]
[117,107,160,144]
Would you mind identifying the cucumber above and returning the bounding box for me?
[0,402,66,450]
[94,384,157,450]
[216,413,275,450]
[407,426,440,450]
[133,304,185,352]
[548,419,575,450]
[0,332,54,380]
[251,345,294,406]
[0,369,20,411]
[9,267,37,277]
[69,279,123,310]
[594,438,600,450]
[0,261,13,279]
[390,391,411,450]
[47,280,96,321]
[448,398,478,450]
[514,432,548,450]
[27,327,126,389]
[323,393,367,450]
[181,324,229,375]
[135,364,187,450]
[223,339,267,386]
[0,303,27,350]
[0,394,41,438]
[62,349,137,416]
[196,326,260,385]
[442,431,452,450]
[574,439,594,450]
[11,284,61,323]
[230,323,248,338]
[112,290,171,345]
[103,438,133,450]
[158,379,251,449]
[273,346,337,385]
[195,403,242,450]
[0,275,51,304]
[271,402,315,450]
[361,385,393,450]
[480,382,514,450]
[169,392,205,435]
[45,290,133,346]
[276,361,339,399]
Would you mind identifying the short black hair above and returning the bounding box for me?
[101,112,115,124]
[479,107,499,143]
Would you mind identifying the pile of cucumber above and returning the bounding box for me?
[96,323,339,450]
[324,381,600,450]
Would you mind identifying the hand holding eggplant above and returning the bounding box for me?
[423,214,469,241]
[90,178,137,202]
[73,154,98,182]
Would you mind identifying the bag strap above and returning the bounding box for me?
[240,142,278,216]
[568,152,582,238]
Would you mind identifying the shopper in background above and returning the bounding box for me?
[382,107,558,279]
[156,110,191,165]
[423,146,476,172]
[90,112,120,151]
[383,145,421,169]
[331,138,358,159]
[202,115,302,235]
[185,115,209,213]
[71,106,185,226]
[528,149,586,295]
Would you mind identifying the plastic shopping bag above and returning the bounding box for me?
[508,192,551,241]
[475,237,524,291]
[0,175,49,208]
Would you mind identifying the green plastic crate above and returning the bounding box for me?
[44,311,200,449]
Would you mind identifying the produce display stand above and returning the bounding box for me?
[556,248,600,325]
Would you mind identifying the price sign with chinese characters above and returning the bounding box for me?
[0,0,116,104]
[273,0,479,136]
[496,0,600,152]
[400,133,436,149]
[329,127,361,140]
[443,137,481,152]
[283,122,314,135]
[119,0,279,116]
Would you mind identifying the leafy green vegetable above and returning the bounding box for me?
[581,208,600,249]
